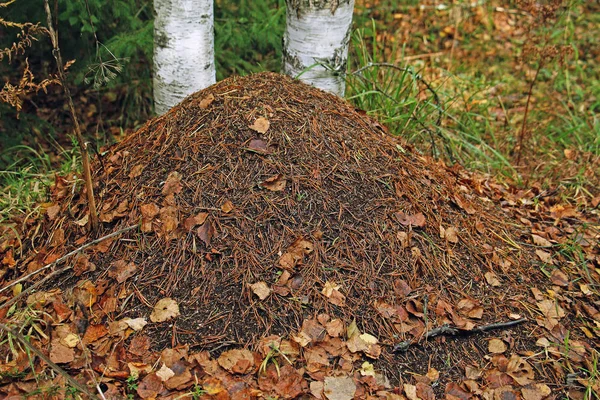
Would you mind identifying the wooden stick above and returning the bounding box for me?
[0,322,99,398]
[393,318,527,353]
[0,225,137,296]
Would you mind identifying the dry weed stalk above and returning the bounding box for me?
[42,0,99,231]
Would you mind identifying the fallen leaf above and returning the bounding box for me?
[322,281,346,306]
[248,138,269,153]
[217,349,256,374]
[50,339,74,364]
[249,117,270,133]
[108,260,137,283]
[488,338,507,354]
[46,204,60,220]
[129,164,144,178]
[535,249,553,264]
[197,220,215,247]
[123,317,148,331]
[261,174,286,191]
[532,234,552,247]
[150,298,180,323]
[550,269,569,287]
[521,383,551,400]
[249,281,271,300]
[200,93,215,109]
[394,211,426,227]
[441,226,459,243]
[404,384,418,400]
[485,271,502,287]
[279,238,313,269]
[183,212,208,231]
[156,363,175,382]
[137,373,164,399]
[221,200,234,213]
[324,376,356,400]
[506,355,535,386]
[162,171,182,196]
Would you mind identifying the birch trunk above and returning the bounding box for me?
[153,0,216,115]
[282,0,355,97]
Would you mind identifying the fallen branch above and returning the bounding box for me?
[393,318,527,353]
[0,322,99,399]
[0,225,137,308]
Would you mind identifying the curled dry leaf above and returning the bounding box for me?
[150,298,180,323]
[322,281,346,306]
[183,212,208,231]
[199,93,215,109]
[394,211,426,227]
[535,249,553,264]
[249,116,270,133]
[249,281,271,300]
[123,317,148,331]
[440,225,459,243]
[279,238,313,269]
[261,174,287,191]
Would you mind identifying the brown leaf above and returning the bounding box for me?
[197,219,215,247]
[453,194,476,214]
[140,203,160,232]
[162,171,182,196]
[506,355,534,386]
[108,260,137,283]
[183,212,208,231]
[443,226,459,243]
[324,376,356,400]
[248,138,269,153]
[261,174,286,191]
[531,234,552,247]
[221,200,234,213]
[50,339,74,364]
[217,349,256,374]
[445,382,472,400]
[200,93,215,109]
[150,298,180,323]
[521,383,551,400]
[535,249,553,264]
[258,364,306,398]
[484,271,502,287]
[137,373,164,399]
[550,269,569,287]
[488,338,507,354]
[129,164,144,178]
[249,117,270,133]
[394,211,426,227]
[322,281,346,306]
[279,238,313,270]
[249,281,271,300]
[46,204,61,220]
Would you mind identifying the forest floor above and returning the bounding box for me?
[0,1,599,399]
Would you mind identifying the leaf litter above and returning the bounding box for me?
[0,72,598,397]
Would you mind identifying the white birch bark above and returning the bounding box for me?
[153,0,216,115]
[282,0,355,97]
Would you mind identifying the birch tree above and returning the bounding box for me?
[153,0,216,115]
[282,0,355,97]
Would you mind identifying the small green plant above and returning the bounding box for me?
[126,374,139,399]
[259,341,293,377]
